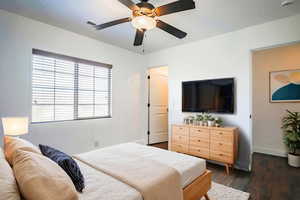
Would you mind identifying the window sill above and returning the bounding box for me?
[31,116,112,124]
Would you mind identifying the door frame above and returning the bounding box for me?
[147,65,169,145]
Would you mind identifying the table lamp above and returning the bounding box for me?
[1,117,29,137]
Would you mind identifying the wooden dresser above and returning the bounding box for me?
[171,124,238,174]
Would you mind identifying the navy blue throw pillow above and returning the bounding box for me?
[39,144,85,192]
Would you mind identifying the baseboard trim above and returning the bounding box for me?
[149,133,168,144]
[234,160,251,172]
[133,139,147,145]
[253,146,287,157]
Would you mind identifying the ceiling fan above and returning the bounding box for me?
[87,0,196,46]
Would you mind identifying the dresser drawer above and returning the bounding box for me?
[189,137,209,148]
[189,146,210,159]
[172,134,188,145]
[172,125,189,136]
[190,127,210,139]
[210,151,233,164]
[210,141,233,153]
[210,130,234,143]
[171,143,188,153]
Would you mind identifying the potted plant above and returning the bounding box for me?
[207,117,215,127]
[214,117,223,127]
[196,113,204,126]
[183,117,189,124]
[189,116,195,125]
[282,110,300,167]
[202,113,214,126]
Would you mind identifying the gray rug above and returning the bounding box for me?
[200,182,250,200]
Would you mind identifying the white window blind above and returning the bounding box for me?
[32,49,112,123]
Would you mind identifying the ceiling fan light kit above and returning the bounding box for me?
[88,0,196,46]
[131,15,156,30]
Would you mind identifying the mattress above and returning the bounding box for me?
[77,143,206,200]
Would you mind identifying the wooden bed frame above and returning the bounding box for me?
[183,170,212,200]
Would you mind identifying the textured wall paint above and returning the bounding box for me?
[252,43,300,157]
[0,9,147,154]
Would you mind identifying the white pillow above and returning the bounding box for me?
[0,148,21,200]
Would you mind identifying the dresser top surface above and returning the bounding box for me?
[172,124,238,132]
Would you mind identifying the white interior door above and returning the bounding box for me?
[148,67,168,144]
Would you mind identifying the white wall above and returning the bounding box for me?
[253,43,300,157]
[1,8,300,170]
[145,14,300,170]
[0,9,147,154]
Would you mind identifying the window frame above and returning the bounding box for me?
[31,49,112,124]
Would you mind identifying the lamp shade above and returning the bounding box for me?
[1,117,28,136]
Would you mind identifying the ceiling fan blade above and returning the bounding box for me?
[156,20,187,39]
[118,0,140,10]
[134,29,145,46]
[155,0,195,16]
[93,17,131,30]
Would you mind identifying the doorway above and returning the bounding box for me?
[252,42,300,157]
[147,66,169,145]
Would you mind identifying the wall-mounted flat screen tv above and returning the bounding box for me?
[182,78,234,114]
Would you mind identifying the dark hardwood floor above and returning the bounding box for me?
[150,142,300,200]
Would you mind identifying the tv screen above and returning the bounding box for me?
[182,78,234,114]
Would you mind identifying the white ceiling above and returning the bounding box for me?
[1,0,300,54]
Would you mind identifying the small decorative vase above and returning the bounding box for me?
[207,121,215,127]
[288,153,300,167]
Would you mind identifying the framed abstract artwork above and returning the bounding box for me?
[270,69,300,103]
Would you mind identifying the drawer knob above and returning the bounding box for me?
[198,130,201,132]
[198,140,201,142]
[219,153,223,156]
[197,149,201,152]
[219,132,223,135]
[219,143,223,146]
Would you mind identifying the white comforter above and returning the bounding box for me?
[77,143,206,200]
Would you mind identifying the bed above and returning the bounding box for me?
[75,143,212,200]
[1,138,211,200]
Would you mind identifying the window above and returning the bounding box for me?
[32,49,112,123]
